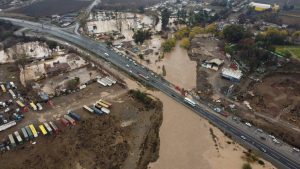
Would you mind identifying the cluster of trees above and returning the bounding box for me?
[67,77,80,90]
[161,38,176,52]
[129,90,159,110]
[161,8,171,31]
[256,27,288,46]
[132,29,152,44]
[222,24,251,43]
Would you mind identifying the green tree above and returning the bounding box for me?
[133,29,152,44]
[162,38,176,52]
[67,77,80,90]
[242,163,252,169]
[223,24,246,43]
[162,65,166,76]
[161,8,171,31]
[180,38,190,49]
[175,27,190,40]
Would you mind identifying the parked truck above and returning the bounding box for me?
[63,115,76,125]
[43,122,53,135]
[91,106,103,115]
[14,131,23,144]
[8,134,16,148]
[60,118,70,127]
[21,127,29,141]
[29,124,38,138]
[39,125,48,136]
[68,112,81,121]
[83,105,94,113]
[8,89,16,99]
[25,126,33,139]
[101,107,110,114]
[49,121,59,134]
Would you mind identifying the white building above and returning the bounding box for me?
[221,68,243,82]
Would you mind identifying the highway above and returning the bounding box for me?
[1,17,299,169]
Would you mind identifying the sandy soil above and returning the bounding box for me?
[124,78,276,169]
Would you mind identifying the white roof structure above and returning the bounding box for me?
[249,2,271,9]
[221,68,243,81]
[206,58,224,66]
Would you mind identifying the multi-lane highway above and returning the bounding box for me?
[1,17,299,169]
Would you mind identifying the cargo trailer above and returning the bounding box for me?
[21,128,29,141]
[91,107,103,115]
[60,118,70,127]
[43,122,53,134]
[49,121,59,134]
[64,115,76,125]
[14,131,23,144]
[25,126,33,139]
[8,134,16,148]
[83,105,94,113]
[68,112,81,121]
[29,124,38,138]
[101,107,110,114]
[39,125,48,135]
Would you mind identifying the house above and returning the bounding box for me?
[221,68,243,82]
[201,58,224,71]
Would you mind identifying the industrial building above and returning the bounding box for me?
[249,2,279,12]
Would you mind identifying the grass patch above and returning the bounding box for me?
[275,45,300,59]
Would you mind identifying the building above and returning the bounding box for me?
[221,68,243,82]
[249,2,271,11]
[201,58,224,71]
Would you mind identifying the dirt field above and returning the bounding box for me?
[0,83,163,169]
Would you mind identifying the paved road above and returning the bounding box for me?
[1,17,300,169]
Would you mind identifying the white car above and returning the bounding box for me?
[104,53,109,56]
[256,129,263,133]
[129,70,133,73]
[126,64,130,68]
[292,147,300,152]
[245,122,252,127]
[241,135,246,140]
[273,138,280,144]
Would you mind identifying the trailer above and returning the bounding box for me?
[43,122,53,134]
[1,84,6,93]
[106,76,117,84]
[49,121,59,134]
[25,126,33,139]
[105,76,116,84]
[36,103,43,111]
[30,102,37,111]
[184,97,196,107]
[39,125,48,135]
[21,127,29,141]
[8,134,16,148]
[68,112,81,121]
[64,115,76,125]
[29,124,38,138]
[91,106,103,115]
[97,102,109,109]
[83,105,94,113]
[8,89,16,99]
[97,79,107,87]
[98,99,112,108]
[138,73,149,80]
[14,131,23,144]
[103,78,113,86]
[60,118,70,127]
[101,107,110,114]
[0,121,17,132]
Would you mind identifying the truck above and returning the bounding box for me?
[91,106,103,115]
[30,102,37,111]
[219,111,230,117]
[106,77,117,84]
[36,103,43,111]
[25,126,33,139]
[101,107,110,114]
[184,97,196,107]
[9,82,16,89]
[60,118,70,127]
[39,125,48,135]
[139,73,149,80]
[64,115,76,125]
[97,79,107,87]
[98,99,112,108]
[49,121,59,134]
[29,124,38,138]
[21,127,29,141]
[43,122,53,135]
[95,103,103,110]
[8,134,16,148]
[14,131,23,144]
[83,105,94,113]
[68,112,81,121]
[1,84,6,93]
[8,89,16,99]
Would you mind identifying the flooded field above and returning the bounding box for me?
[12,0,91,17]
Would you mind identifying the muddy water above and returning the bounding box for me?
[162,42,197,90]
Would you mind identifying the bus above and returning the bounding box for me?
[29,124,38,138]
[83,105,94,113]
[8,89,16,99]
[97,101,109,109]
[16,100,25,108]
[1,84,6,93]
[39,125,47,135]
[98,99,112,108]
[184,97,196,107]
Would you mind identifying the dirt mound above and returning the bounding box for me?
[0,116,129,169]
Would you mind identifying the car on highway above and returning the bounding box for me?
[104,53,109,56]
[126,64,129,68]
[273,138,280,144]
[269,135,275,139]
[129,70,133,73]
[256,129,263,133]
[241,135,246,140]
[292,147,300,153]
[245,122,252,127]
[260,147,267,153]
